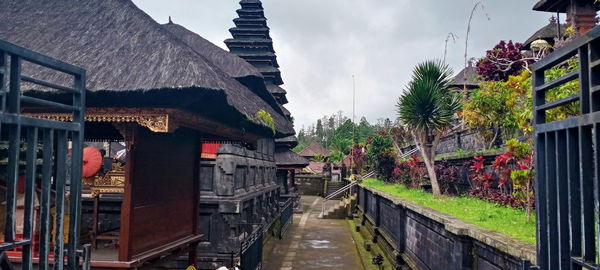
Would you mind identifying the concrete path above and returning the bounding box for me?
[262,196,363,270]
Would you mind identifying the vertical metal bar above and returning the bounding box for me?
[5,125,19,243]
[578,45,590,114]
[39,129,54,270]
[67,72,85,269]
[81,244,91,270]
[567,128,582,270]
[579,125,595,263]
[23,127,38,270]
[594,123,600,267]
[5,55,21,243]
[0,52,7,112]
[54,130,67,270]
[555,130,569,269]
[375,193,380,227]
[535,132,547,270]
[533,69,546,125]
[7,55,20,114]
[546,131,558,268]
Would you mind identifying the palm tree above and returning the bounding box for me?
[397,60,461,195]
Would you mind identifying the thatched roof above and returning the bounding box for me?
[161,21,285,116]
[225,0,289,105]
[274,148,309,168]
[523,18,567,50]
[0,0,293,136]
[449,66,479,89]
[161,21,261,79]
[275,136,298,148]
[297,141,333,158]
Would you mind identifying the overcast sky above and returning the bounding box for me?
[133,0,552,130]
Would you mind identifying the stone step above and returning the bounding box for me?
[325,182,346,199]
[322,196,356,219]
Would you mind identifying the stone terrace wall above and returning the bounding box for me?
[401,129,484,156]
[354,185,536,270]
[295,174,326,196]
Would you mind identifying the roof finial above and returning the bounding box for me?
[168,16,173,24]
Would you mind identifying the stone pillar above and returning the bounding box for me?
[567,2,597,34]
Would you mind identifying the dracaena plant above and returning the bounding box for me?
[397,60,461,195]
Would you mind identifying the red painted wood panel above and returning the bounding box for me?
[121,127,199,260]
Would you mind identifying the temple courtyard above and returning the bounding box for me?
[262,196,363,270]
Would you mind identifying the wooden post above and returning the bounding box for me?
[117,124,138,262]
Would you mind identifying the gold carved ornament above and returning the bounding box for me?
[86,162,126,197]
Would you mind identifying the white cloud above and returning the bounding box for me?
[133,0,553,129]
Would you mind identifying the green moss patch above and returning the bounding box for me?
[361,178,536,244]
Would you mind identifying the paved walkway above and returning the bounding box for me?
[262,196,363,270]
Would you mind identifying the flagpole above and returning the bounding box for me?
[351,75,356,177]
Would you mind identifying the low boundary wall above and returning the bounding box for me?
[354,185,537,270]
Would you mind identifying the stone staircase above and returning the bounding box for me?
[321,195,356,219]
[325,181,345,200]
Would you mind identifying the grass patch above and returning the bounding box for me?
[347,219,394,270]
[362,178,536,244]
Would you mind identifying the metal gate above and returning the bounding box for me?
[533,26,600,270]
[240,226,263,270]
[0,40,86,269]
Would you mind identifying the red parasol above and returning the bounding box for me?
[82,147,102,177]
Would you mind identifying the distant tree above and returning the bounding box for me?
[327,120,353,148]
[357,117,374,143]
[366,132,394,170]
[397,60,461,195]
[315,119,324,145]
[329,151,345,163]
[335,110,347,128]
[331,138,352,155]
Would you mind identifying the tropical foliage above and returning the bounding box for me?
[462,80,516,149]
[397,60,461,195]
[476,40,528,81]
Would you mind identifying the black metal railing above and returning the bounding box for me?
[0,39,86,269]
[240,225,263,270]
[279,198,293,238]
[533,25,600,270]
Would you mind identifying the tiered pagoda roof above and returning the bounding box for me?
[0,0,294,137]
[225,0,289,105]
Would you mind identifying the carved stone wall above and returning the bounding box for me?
[295,174,326,196]
[401,129,484,156]
[355,186,537,270]
[195,141,282,270]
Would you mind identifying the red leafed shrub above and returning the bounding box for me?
[469,156,495,189]
[350,144,368,173]
[468,189,534,209]
[476,40,528,82]
[435,159,461,195]
[492,152,513,190]
[392,155,424,188]
[406,155,426,187]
